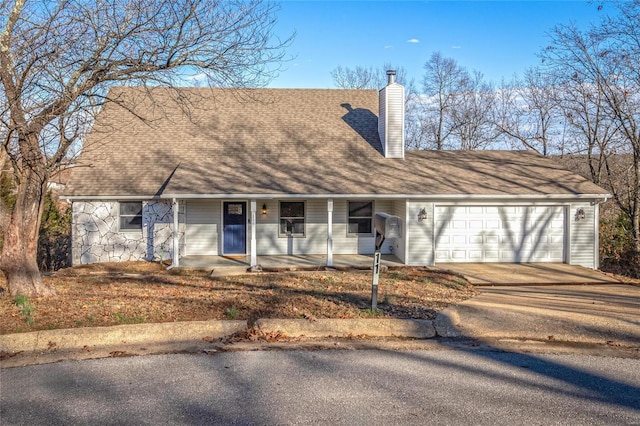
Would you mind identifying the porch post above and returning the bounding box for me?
[250,199,257,267]
[327,198,333,267]
[172,198,179,268]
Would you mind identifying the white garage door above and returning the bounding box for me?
[435,205,565,263]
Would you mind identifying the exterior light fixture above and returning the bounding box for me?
[575,208,585,221]
[418,208,427,222]
[262,203,268,215]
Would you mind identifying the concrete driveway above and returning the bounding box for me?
[435,284,640,346]
[437,263,620,285]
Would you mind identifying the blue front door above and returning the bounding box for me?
[223,202,247,255]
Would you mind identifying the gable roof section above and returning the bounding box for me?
[64,87,608,199]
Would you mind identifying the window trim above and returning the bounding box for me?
[347,200,374,236]
[279,201,306,237]
[119,201,143,232]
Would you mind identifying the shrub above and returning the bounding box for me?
[600,212,640,278]
[37,190,72,272]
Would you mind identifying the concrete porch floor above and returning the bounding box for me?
[179,254,405,271]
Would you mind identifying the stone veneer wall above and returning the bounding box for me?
[72,200,185,265]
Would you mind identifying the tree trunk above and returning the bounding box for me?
[633,194,640,256]
[630,149,640,257]
[0,166,56,297]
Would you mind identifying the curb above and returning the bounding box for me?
[433,308,462,338]
[255,318,436,339]
[0,320,247,354]
[0,319,436,356]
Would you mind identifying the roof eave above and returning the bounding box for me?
[61,193,612,201]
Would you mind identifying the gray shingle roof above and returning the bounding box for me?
[64,87,608,198]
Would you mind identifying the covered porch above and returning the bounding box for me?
[178,254,405,273]
[168,198,407,270]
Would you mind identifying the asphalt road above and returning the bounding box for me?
[2,349,639,425]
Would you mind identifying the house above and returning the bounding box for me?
[63,72,610,269]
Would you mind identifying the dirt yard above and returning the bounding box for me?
[0,262,477,334]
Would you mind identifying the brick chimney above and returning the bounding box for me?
[378,70,405,159]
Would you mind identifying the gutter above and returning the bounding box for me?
[62,193,612,201]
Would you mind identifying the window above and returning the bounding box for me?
[280,201,305,236]
[348,201,373,235]
[119,201,143,231]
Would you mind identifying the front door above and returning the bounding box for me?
[223,202,247,255]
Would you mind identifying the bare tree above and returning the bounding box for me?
[403,87,427,150]
[0,0,291,296]
[493,67,562,156]
[559,77,618,185]
[330,63,412,90]
[330,63,423,147]
[331,65,380,90]
[449,71,496,150]
[542,0,640,255]
[420,52,468,150]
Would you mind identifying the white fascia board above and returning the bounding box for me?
[61,195,159,201]
[161,193,612,201]
[399,193,611,201]
[64,192,612,201]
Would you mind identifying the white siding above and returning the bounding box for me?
[256,199,326,255]
[378,88,386,152]
[254,199,395,256]
[570,203,597,268]
[391,200,407,263]
[407,201,435,265]
[185,200,220,255]
[330,200,393,255]
[378,83,405,158]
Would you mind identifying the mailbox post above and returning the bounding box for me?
[371,250,381,310]
[371,213,402,311]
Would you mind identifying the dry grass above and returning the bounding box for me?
[0,262,477,334]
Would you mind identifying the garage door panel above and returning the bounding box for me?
[435,250,450,261]
[435,206,451,215]
[468,250,483,260]
[452,220,467,229]
[486,220,500,229]
[485,234,499,244]
[452,235,466,244]
[469,220,483,228]
[503,221,520,232]
[550,219,564,229]
[550,249,564,259]
[500,235,521,245]
[435,205,565,263]
[500,251,515,260]
[451,250,468,260]
[469,235,483,244]
[484,250,500,260]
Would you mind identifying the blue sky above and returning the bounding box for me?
[269,1,610,88]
